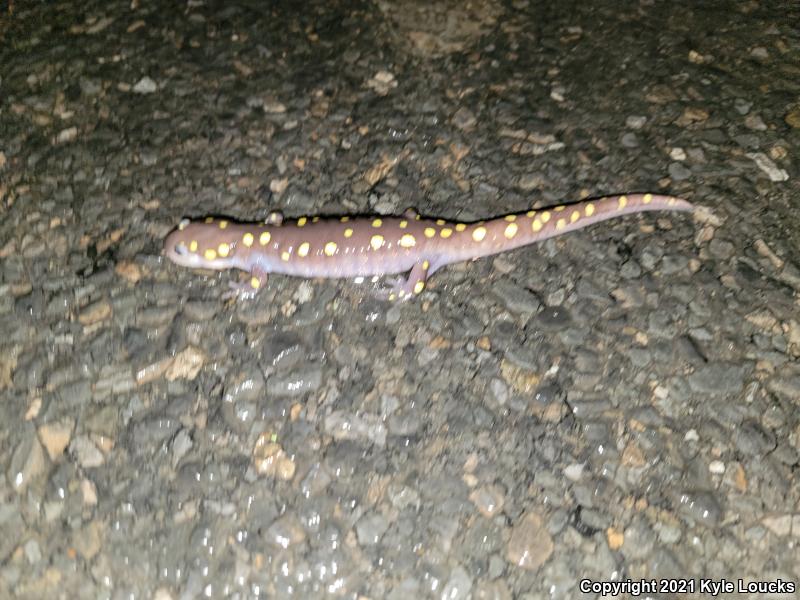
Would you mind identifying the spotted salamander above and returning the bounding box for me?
[164,193,692,300]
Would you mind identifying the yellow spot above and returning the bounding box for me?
[618,195,628,210]
[585,203,595,217]
[532,219,543,232]
[540,211,551,223]
[204,248,217,260]
[178,219,189,230]
[205,217,214,224]
[455,223,466,232]
[250,277,260,289]
[400,234,416,248]
[504,222,518,239]
[556,218,566,230]
[389,293,396,301]
[340,216,349,222]
[667,197,676,205]
[259,231,271,245]
[219,220,228,229]
[413,280,425,294]
[504,215,517,222]
[298,242,310,257]
[472,226,487,242]
[643,193,653,204]
[422,260,430,270]
[554,205,565,212]
[324,241,337,256]
[372,218,382,228]
[297,217,307,227]
[415,214,421,220]
[570,210,580,223]
[218,243,230,257]
[440,228,453,238]
[424,227,436,238]
[436,219,446,225]
[189,240,198,252]
[281,251,290,261]
[370,235,385,250]
[399,220,408,229]
[526,210,536,218]
[312,216,320,222]
[243,232,254,247]
[344,228,353,238]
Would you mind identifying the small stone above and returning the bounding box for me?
[626,115,647,129]
[499,359,540,394]
[754,239,784,269]
[8,428,48,493]
[676,107,709,126]
[441,565,473,600]
[668,161,692,181]
[744,113,767,130]
[78,299,112,325]
[785,107,800,128]
[563,463,584,481]
[761,514,792,537]
[669,147,687,161]
[355,512,390,545]
[506,512,553,571]
[24,539,42,564]
[264,513,306,548]
[133,76,157,94]
[469,484,506,518]
[71,520,105,560]
[81,478,98,506]
[746,152,789,182]
[708,460,725,474]
[452,107,477,131]
[38,418,75,460]
[606,527,624,550]
[252,435,296,481]
[165,346,205,380]
[621,441,646,468]
[115,261,142,283]
[55,127,78,144]
[70,435,105,468]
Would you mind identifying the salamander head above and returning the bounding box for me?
[164,217,244,270]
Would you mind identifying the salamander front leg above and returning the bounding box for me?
[378,259,431,302]
[223,266,268,300]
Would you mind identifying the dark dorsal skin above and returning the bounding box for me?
[164,193,693,300]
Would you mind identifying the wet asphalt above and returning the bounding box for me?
[1,0,799,598]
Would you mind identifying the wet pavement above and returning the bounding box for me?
[1,0,799,598]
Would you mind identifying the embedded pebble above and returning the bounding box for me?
[506,512,553,570]
[265,364,323,397]
[356,512,390,545]
[688,363,746,395]
[672,489,723,526]
[324,411,387,446]
[469,484,506,518]
[38,418,75,460]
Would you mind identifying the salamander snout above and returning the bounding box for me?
[164,218,240,271]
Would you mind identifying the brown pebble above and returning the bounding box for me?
[506,512,553,571]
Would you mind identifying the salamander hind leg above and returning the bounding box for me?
[376,259,431,302]
[224,266,268,300]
